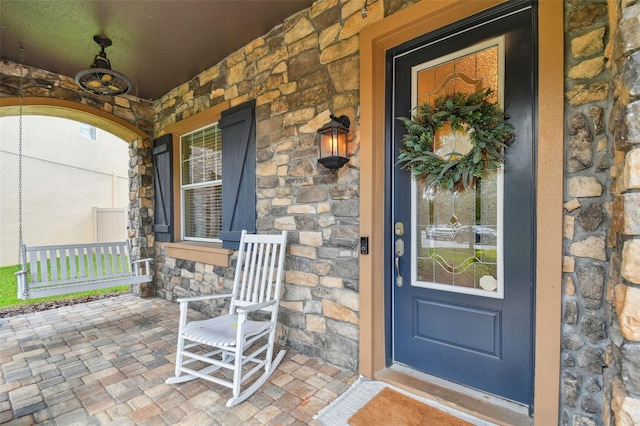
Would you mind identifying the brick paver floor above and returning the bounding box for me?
[0,294,357,425]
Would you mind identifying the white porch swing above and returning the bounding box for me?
[13,48,152,300]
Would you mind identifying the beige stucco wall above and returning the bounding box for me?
[0,115,129,266]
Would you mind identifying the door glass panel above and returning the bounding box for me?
[410,37,504,298]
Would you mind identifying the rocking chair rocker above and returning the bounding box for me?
[166,230,287,407]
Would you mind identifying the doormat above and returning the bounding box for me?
[349,387,472,426]
[314,378,495,426]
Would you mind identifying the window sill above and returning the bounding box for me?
[164,241,233,267]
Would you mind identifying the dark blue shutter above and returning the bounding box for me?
[219,100,256,249]
[152,134,174,242]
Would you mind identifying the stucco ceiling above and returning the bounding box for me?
[0,0,314,100]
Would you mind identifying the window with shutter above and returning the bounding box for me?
[154,100,256,262]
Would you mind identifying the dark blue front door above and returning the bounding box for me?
[390,3,535,406]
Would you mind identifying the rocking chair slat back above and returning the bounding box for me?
[234,233,286,311]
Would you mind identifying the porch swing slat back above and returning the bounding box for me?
[16,241,152,300]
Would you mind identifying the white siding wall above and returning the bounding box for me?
[0,116,130,266]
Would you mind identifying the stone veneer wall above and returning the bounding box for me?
[0,60,156,296]
[153,0,400,371]
[562,1,640,425]
[604,1,640,425]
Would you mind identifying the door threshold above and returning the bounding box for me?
[375,364,533,426]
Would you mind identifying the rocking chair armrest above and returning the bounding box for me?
[132,258,153,265]
[176,293,234,303]
[14,269,27,277]
[236,299,277,314]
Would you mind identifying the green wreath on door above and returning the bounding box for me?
[397,88,515,191]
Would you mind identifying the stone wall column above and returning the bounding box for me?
[128,137,155,297]
[562,3,612,424]
[605,2,640,425]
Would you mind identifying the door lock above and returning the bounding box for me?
[394,222,405,236]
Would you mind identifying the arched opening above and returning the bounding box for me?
[1,115,131,266]
[0,97,155,298]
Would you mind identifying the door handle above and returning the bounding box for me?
[395,238,404,287]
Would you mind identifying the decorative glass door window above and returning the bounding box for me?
[410,37,505,298]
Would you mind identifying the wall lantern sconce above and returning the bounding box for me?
[317,114,350,172]
[75,35,131,96]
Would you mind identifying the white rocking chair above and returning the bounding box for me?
[166,230,288,407]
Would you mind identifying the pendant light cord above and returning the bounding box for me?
[17,47,25,265]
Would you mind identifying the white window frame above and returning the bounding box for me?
[180,123,223,243]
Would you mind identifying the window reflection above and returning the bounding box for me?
[416,173,498,291]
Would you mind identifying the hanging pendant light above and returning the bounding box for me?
[75,35,131,96]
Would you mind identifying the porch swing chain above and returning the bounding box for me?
[135,81,143,258]
[17,47,25,265]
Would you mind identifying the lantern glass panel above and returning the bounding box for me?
[319,127,346,158]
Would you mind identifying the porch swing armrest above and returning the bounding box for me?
[14,269,27,286]
[176,293,234,303]
[236,299,277,314]
[15,269,28,300]
[131,258,152,276]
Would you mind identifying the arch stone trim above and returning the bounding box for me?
[0,97,149,142]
